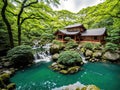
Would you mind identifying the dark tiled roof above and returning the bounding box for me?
[65,23,82,29]
[81,28,106,36]
[59,30,80,35]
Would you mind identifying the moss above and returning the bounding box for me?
[81,87,87,90]
[7,83,16,90]
[0,73,10,85]
[60,70,68,74]
[68,66,80,74]
[76,87,80,90]
[0,77,5,88]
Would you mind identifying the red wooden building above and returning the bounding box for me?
[54,24,106,43]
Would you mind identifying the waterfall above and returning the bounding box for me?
[33,42,52,63]
[80,53,88,63]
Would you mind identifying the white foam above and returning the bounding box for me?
[52,81,85,90]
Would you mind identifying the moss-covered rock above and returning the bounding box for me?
[52,53,59,61]
[75,87,80,90]
[81,87,87,90]
[103,51,120,61]
[68,66,80,74]
[85,49,93,57]
[93,51,102,58]
[60,70,68,74]
[86,85,100,90]
[80,47,86,54]
[0,73,10,84]
[50,63,66,71]
[0,77,5,88]
[50,44,60,54]
[7,83,16,90]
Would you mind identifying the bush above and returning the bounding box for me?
[93,43,101,50]
[52,40,64,50]
[105,42,119,52]
[83,42,94,50]
[57,51,82,66]
[65,40,78,50]
[64,37,71,41]
[7,45,34,68]
[52,40,62,46]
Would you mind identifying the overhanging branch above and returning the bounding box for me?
[6,9,17,16]
[24,0,38,8]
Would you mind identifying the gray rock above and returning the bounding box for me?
[85,49,93,57]
[103,51,120,61]
[3,62,12,67]
[93,51,102,58]
[50,44,60,54]
[52,53,59,61]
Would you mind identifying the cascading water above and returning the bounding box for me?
[77,47,88,63]
[80,53,88,63]
[33,41,52,63]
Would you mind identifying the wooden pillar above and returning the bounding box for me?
[74,35,76,41]
[62,35,64,41]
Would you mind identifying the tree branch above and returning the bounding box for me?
[24,0,38,8]
[6,9,17,16]
[20,14,44,25]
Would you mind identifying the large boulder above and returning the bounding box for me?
[103,51,120,61]
[93,51,102,58]
[50,44,60,55]
[85,49,93,57]
[52,53,59,61]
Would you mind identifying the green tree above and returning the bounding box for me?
[1,0,14,48]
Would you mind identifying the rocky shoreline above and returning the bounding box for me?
[52,81,100,90]
[49,42,120,74]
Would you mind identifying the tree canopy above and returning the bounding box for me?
[0,0,119,51]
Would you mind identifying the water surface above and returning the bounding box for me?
[11,62,120,90]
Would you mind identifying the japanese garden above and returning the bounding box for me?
[0,0,120,90]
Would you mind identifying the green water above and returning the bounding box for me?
[10,62,120,90]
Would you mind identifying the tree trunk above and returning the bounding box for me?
[17,6,24,45]
[18,25,21,45]
[1,0,14,48]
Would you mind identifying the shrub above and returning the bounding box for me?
[65,40,78,50]
[83,42,94,50]
[52,40,64,50]
[64,37,71,41]
[105,42,119,52]
[57,51,82,66]
[7,45,34,68]
[93,43,101,50]
[52,40,62,46]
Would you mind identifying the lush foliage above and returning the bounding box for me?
[64,37,71,41]
[0,0,119,50]
[57,51,82,66]
[7,45,34,68]
[52,40,64,49]
[65,40,78,50]
[83,42,94,50]
[105,42,119,52]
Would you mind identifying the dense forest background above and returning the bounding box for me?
[0,0,120,55]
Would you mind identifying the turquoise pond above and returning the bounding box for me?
[10,62,120,90]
